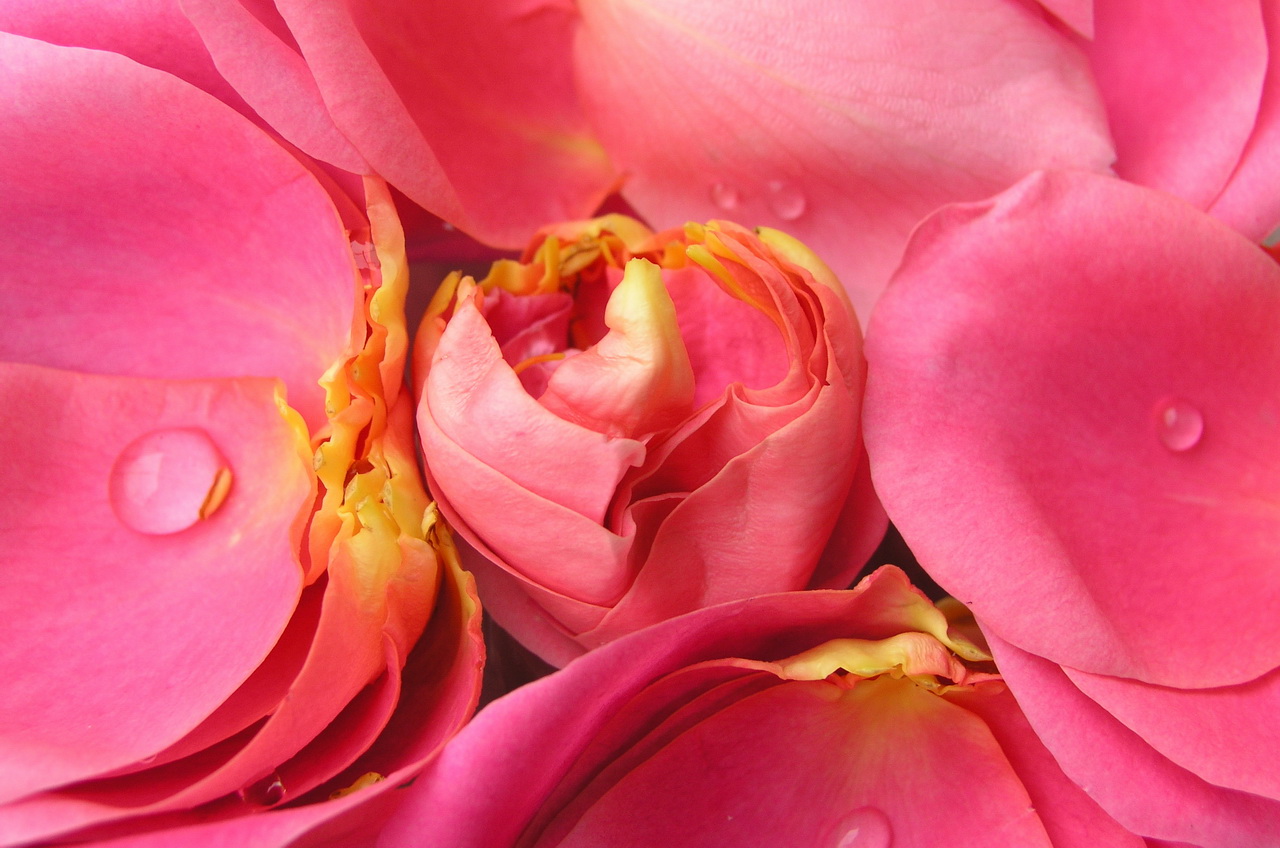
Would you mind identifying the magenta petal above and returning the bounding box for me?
[0,367,308,803]
[1087,0,1267,210]
[573,0,1114,323]
[0,31,359,430]
[988,634,1280,847]
[863,170,1280,687]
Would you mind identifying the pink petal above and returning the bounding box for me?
[541,259,696,438]
[946,684,1148,848]
[425,293,647,526]
[573,0,1114,324]
[545,677,1051,848]
[1064,664,1280,800]
[863,170,1280,687]
[1037,0,1095,36]
[0,0,246,109]
[0,367,308,804]
[0,32,359,431]
[377,570,1107,847]
[1208,0,1280,239]
[178,0,370,173]
[192,0,617,247]
[988,634,1280,847]
[1086,0,1267,211]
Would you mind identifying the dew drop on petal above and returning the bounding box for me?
[1153,397,1204,452]
[238,771,286,807]
[830,807,893,848]
[109,428,232,535]
[767,180,807,221]
[710,181,741,211]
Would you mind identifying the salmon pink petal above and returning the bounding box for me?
[1086,0,1268,211]
[987,634,1280,847]
[573,0,1114,323]
[541,259,696,439]
[0,367,308,803]
[425,293,646,524]
[0,32,358,431]
[863,170,1280,687]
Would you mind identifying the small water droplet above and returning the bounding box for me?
[767,180,807,221]
[710,181,741,211]
[109,429,232,535]
[238,771,286,807]
[441,221,456,232]
[830,807,893,848]
[1154,397,1204,452]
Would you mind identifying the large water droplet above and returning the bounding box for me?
[109,428,231,535]
[1154,398,1204,452]
[767,180,807,221]
[709,181,741,211]
[239,771,286,807]
[831,807,893,848]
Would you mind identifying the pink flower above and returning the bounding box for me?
[0,32,481,844]
[373,567,1144,848]
[415,216,885,665]
[863,169,1280,846]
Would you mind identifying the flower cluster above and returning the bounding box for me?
[1,2,1278,847]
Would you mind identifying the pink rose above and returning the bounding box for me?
[375,567,1144,848]
[415,216,885,665]
[0,33,481,845]
[864,170,1280,846]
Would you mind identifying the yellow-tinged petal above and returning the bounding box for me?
[539,257,696,438]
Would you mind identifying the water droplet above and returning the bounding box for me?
[109,428,232,535]
[830,807,893,848]
[441,221,456,232]
[767,180,807,221]
[709,181,741,211]
[1154,397,1204,452]
[238,771,286,807]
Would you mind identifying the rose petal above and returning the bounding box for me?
[573,0,1114,324]
[987,633,1280,847]
[0,366,307,804]
[0,32,358,430]
[1064,664,1280,800]
[1208,0,1280,239]
[1086,0,1267,211]
[863,170,1280,686]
